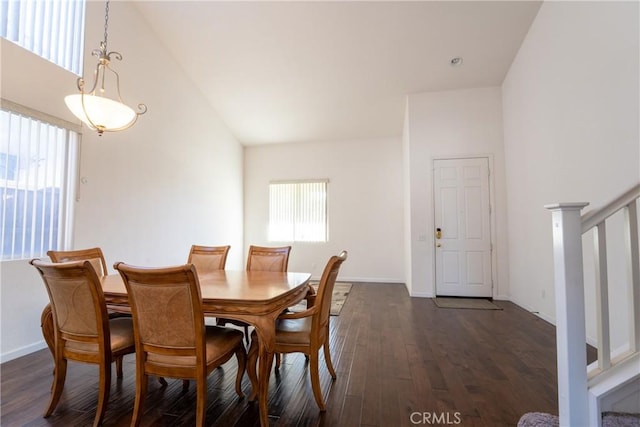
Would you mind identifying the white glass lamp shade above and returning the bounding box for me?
[65,94,137,132]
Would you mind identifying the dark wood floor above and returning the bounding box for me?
[1,283,596,427]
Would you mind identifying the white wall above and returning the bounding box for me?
[0,1,244,362]
[502,0,639,337]
[244,137,404,282]
[405,87,509,298]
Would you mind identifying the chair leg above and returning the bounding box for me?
[323,338,337,379]
[234,344,246,397]
[247,337,259,401]
[275,353,281,369]
[44,357,67,417]
[93,361,111,427]
[309,352,326,411]
[131,373,148,427]
[195,377,207,427]
[115,355,124,378]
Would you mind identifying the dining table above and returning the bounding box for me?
[40,269,312,427]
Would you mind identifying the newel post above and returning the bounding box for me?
[545,202,590,427]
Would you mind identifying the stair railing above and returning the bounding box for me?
[545,183,640,426]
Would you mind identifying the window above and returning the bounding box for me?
[1,0,86,74]
[269,180,328,242]
[1,103,79,261]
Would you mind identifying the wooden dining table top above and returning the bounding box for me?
[101,269,312,317]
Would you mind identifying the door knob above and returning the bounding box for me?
[435,228,442,239]
[436,243,442,248]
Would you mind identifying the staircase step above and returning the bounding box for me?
[517,412,559,426]
[518,411,640,427]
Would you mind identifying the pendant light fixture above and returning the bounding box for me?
[65,0,146,135]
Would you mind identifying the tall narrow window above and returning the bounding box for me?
[1,105,79,261]
[269,180,328,242]
[1,0,86,74]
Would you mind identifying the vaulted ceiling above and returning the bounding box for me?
[134,1,542,145]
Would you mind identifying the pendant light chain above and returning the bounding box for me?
[103,0,110,50]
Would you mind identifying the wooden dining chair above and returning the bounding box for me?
[48,247,108,277]
[245,245,291,271]
[187,244,230,274]
[246,251,347,410]
[216,245,292,342]
[30,259,136,427]
[44,247,130,358]
[114,262,247,427]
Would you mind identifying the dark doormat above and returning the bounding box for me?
[433,297,502,310]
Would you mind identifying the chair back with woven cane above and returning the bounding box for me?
[48,247,108,277]
[187,244,230,273]
[44,247,128,356]
[246,245,291,272]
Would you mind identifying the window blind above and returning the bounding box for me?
[1,107,78,260]
[1,0,86,75]
[269,180,328,242]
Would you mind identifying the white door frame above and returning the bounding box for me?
[432,154,498,298]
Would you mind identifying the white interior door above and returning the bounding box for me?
[434,157,492,297]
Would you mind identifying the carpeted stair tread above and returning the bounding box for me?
[517,412,640,427]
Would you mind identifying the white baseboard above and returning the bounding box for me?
[410,291,434,298]
[509,296,556,325]
[507,297,603,347]
[1,340,47,364]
